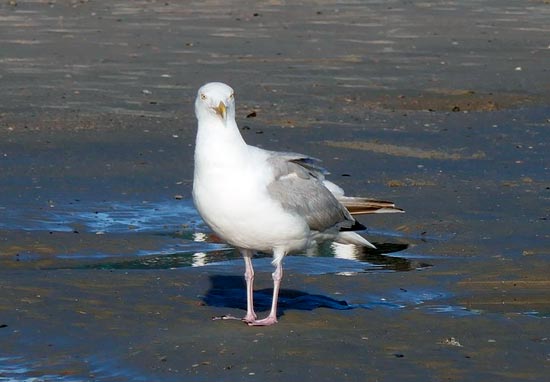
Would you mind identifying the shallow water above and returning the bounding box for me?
[0,198,420,271]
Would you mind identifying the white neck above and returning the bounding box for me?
[194,115,248,174]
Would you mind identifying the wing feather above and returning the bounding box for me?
[265,152,353,232]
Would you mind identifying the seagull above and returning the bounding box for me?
[193,82,403,326]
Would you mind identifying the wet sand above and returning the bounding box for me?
[1,1,549,381]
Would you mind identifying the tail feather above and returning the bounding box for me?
[336,231,377,249]
[339,197,404,215]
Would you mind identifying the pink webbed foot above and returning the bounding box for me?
[242,312,257,324]
[246,315,278,326]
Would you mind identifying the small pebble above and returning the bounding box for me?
[441,337,463,347]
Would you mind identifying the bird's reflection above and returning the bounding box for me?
[331,241,422,272]
[60,232,422,272]
[192,252,207,267]
[332,242,361,260]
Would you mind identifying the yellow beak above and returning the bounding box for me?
[214,101,227,119]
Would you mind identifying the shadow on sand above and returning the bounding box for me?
[203,275,354,318]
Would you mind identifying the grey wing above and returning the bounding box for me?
[266,152,354,232]
[265,150,328,178]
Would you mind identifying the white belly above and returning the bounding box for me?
[193,170,309,254]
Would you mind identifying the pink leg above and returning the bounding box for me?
[248,260,283,326]
[241,250,257,323]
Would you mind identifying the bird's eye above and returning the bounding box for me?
[200,93,207,100]
[229,93,234,99]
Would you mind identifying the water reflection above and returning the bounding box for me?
[74,237,421,273]
[0,199,201,233]
[331,241,429,272]
[2,199,426,274]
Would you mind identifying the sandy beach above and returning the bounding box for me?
[1,1,549,380]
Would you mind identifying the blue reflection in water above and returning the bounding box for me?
[0,356,85,382]
[1,199,421,272]
[0,355,148,382]
[0,200,201,233]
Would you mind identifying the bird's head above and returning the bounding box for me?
[195,82,235,123]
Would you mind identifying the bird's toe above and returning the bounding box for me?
[246,316,278,326]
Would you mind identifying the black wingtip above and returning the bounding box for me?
[340,220,367,232]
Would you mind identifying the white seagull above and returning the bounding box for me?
[193,82,403,326]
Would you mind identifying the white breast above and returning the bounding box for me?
[193,159,310,254]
